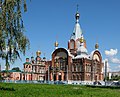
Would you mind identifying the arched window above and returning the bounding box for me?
[76,40,80,49]
[77,75,79,80]
[79,75,82,80]
[72,65,74,71]
[73,75,76,80]
[80,64,82,72]
[86,64,90,72]
[70,40,74,49]
[74,65,76,71]
[86,64,87,72]
[88,75,91,80]
[88,64,91,72]
[26,65,28,68]
[76,64,78,71]
[35,66,37,72]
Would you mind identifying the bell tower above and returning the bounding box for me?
[68,5,83,56]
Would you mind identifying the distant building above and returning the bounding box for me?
[21,51,46,81]
[108,71,120,79]
[1,70,21,81]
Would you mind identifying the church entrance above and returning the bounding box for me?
[58,72,62,81]
[54,75,56,81]
[59,75,61,81]
[95,75,97,81]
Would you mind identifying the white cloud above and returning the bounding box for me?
[104,49,120,71]
[105,49,118,57]
[110,57,120,64]
[115,65,120,69]
[118,65,120,68]
[112,65,120,72]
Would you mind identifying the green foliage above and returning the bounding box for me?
[86,85,120,89]
[0,0,30,69]
[0,74,2,80]
[111,76,120,81]
[12,67,21,71]
[0,86,15,91]
[0,83,120,97]
[107,76,120,81]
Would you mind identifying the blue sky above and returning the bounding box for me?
[1,0,120,71]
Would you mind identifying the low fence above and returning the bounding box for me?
[1,80,119,86]
[0,80,68,84]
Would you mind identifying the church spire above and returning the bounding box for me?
[77,4,79,12]
[70,5,82,41]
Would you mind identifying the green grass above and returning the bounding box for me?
[0,83,120,97]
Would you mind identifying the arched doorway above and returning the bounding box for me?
[58,72,62,81]
[54,75,56,81]
[95,75,97,81]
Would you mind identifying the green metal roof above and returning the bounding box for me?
[23,62,31,65]
[1,70,21,73]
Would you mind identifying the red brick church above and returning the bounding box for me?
[48,10,104,84]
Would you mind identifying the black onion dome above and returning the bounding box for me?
[75,12,80,20]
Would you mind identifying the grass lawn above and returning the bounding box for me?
[0,83,120,97]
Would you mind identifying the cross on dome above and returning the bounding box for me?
[75,4,80,23]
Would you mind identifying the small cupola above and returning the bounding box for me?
[36,50,41,57]
[95,43,99,50]
[54,41,59,49]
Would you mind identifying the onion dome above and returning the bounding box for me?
[43,53,46,60]
[43,57,46,60]
[77,45,88,55]
[95,43,99,49]
[75,12,80,20]
[31,56,34,61]
[75,45,88,59]
[54,41,59,47]
[80,36,84,43]
[31,56,34,58]
[36,50,41,56]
